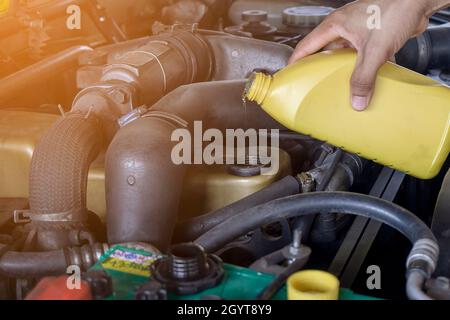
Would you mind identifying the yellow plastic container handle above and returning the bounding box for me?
[0,0,9,15]
[287,270,340,300]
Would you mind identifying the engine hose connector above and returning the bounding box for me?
[407,239,440,278]
[64,243,110,271]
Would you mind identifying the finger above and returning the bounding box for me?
[288,21,340,64]
[350,44,391,111]
[323,38,354,51]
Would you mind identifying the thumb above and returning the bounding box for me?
[350,47,388,111]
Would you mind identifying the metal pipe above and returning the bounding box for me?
[0,46,93,106]
[406,271,433,300]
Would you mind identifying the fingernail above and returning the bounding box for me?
[352,95,368,111]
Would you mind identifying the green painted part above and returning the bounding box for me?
[90,245,379,301]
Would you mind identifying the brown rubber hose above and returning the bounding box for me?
[29,113,103,222]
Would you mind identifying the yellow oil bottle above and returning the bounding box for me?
[244,49,450,179]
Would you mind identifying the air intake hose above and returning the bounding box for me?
[106,80,285,250]
[25,31,215,250]
[27,31,291,253]
[396,23,450,74]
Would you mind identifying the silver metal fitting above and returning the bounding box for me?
[118,106,149,127]
[407,239,440,276]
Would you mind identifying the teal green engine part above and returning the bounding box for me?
[89,245,379,301]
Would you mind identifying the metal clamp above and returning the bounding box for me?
[118,105,149,127]
[407,238,440,277]
[13,209,86,224]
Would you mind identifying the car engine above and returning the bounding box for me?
[1,0,450,301]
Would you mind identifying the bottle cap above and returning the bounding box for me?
[287,270,340,300]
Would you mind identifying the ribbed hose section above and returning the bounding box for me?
[0,243,110,278]
[29,113,103,221]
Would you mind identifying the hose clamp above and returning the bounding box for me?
[13,209,87,224]
[141,111,188,129]
[118,105,150,127]
[407,239,440,277]
[119,107,188,129]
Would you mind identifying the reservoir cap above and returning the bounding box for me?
[282,6,334,28]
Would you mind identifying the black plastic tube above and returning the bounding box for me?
[194,192,436,253]
[174,176,301,242]
[0,251,67,278]
[0,243,109,278]
[396,24,450,73]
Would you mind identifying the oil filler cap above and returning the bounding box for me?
[151,243,224,296]
[282,6,334,28]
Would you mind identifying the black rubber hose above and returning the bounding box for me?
[195,192,436,253]
[396,24,450,73]
[0,243,109,278]
[0,251,67,278]
[29,113,103,223]
[257,259,306,300]
[174,176,301,242]
[431,168,450,277]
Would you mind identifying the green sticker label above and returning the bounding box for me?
[101,248,158,277]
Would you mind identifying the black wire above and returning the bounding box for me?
[257,259,306,300]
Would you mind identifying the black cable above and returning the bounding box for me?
[260,150,349,301]
[174,176,301,242]
[195,192,436,301]
[195,192,435,257]
[256,259,305,300]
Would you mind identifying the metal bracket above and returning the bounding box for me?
[13,210,32,224]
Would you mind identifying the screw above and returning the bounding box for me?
[297,172,315,193]
[292,229,302,249]
[127,176,136,186]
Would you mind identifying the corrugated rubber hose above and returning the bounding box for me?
[29,112,103,222]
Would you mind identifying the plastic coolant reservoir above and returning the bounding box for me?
[245,49,450,180]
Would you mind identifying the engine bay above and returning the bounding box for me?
[1,0,450,301]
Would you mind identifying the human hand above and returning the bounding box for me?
[289,0,449,111]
